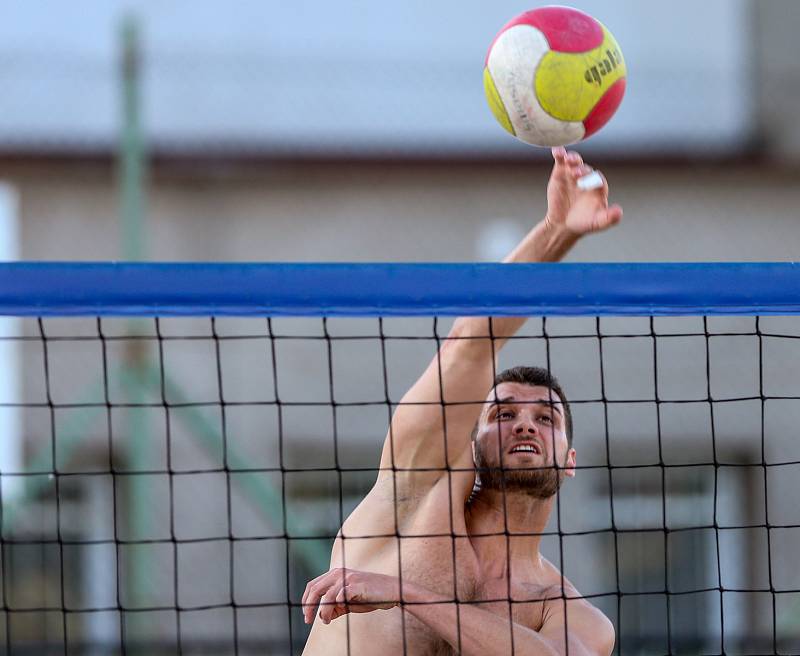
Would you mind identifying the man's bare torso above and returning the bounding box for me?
[302,475,584,655]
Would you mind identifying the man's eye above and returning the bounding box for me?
[497,411,514,419]
[539,415,553,424]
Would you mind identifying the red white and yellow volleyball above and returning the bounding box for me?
[484,6,627,147]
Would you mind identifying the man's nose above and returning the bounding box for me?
[514,420,537,435]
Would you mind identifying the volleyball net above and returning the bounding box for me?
[1,262,800,655]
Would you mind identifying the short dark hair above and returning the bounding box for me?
[488,366,574,446]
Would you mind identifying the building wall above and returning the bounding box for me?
[756,0,800,162]
[6,158,799,651]
[11,159,800,263]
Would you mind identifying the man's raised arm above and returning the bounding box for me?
[377,148,623,486]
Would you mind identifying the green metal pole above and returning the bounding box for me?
[118,15,151,648]
[120,15,146,262]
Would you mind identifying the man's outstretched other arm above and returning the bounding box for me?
[303,567,615,656]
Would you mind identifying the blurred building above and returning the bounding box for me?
[1,1,799,654]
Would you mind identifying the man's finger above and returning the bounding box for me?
[304,569,335,596]
[328,606,347,622]
[303,581,328,624]
[571,164,593,179]
[606,204,624,227]
[302,574,328,610]
[303,569,342,624]
[593,204,623,232]
[304,568,347,601]
[566,150,583,166]
[319,586,343,624]
[302,578,320,607]
[551,146,567,163]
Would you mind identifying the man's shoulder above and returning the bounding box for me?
[568,599,615,655]
[535,572,615,656]
[531,559,615,653]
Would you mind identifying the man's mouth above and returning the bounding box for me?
[509,443,542,455]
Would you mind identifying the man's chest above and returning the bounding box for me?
[396,537,551,636]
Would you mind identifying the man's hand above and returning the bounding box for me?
[545,146,623,237]
[302,567,402,625]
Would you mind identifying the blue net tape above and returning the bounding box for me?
[0,262,798,316]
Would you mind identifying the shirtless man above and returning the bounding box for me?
[302,147,623,656]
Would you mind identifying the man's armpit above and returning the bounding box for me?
[369,472,448,531]
[374,475,427,506]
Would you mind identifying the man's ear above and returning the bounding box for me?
[565,448,577,478]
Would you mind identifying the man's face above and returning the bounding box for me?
[473,381,576,498]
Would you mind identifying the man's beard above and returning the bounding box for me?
[473,443,565,499]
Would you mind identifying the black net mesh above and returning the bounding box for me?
[2,314,799,655]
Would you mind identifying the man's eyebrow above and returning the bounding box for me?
[487,397,563,415]
[535,400,563,416]
[488,396,516,407]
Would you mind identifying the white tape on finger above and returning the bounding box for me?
[577,171,603,191]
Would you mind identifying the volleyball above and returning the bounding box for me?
[484,6,626,147]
